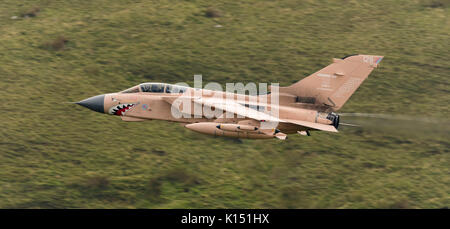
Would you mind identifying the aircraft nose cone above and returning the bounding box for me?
[76,94,105,113]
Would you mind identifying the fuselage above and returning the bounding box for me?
[76,54,383,139]
[77,82,338,139]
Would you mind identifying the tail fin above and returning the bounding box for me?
[280,54,383,111]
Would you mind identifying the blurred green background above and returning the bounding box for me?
[0,0,448,208]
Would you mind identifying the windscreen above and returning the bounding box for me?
[140,83,165,93]
[120,86,140,93]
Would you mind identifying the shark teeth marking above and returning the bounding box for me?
[108,103,135,116]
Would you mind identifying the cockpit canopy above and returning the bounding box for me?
[120,83,189,94]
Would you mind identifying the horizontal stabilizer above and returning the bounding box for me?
[283,119,338,132]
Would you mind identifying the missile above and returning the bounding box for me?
[216,124,258,132]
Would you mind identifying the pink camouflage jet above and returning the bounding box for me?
[76,54,383,140]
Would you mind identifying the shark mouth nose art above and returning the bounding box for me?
[108,103,135,116]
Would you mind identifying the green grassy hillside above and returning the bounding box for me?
[0,0,448,208]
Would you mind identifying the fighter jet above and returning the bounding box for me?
[76,54,383,140]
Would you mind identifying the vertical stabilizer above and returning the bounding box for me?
[280,54,383,111]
